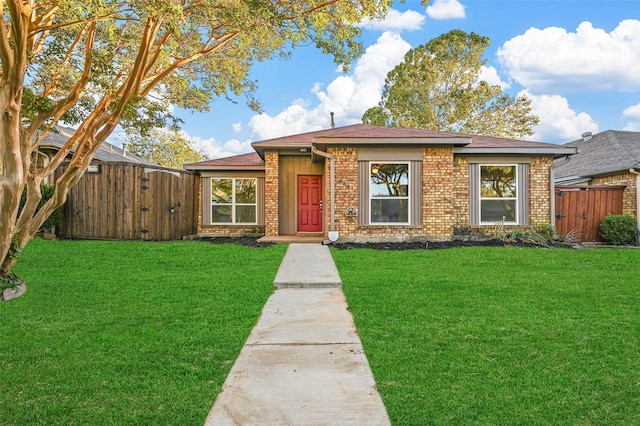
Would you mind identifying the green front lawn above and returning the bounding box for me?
[3,240,639,425]
[332,246,640,425]
[0,239,286,425]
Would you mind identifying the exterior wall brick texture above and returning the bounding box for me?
[453,156,470,228]
[589,172,638,217]
[264,152,279,236]
[422,147,454,239]
[529,157,552,226]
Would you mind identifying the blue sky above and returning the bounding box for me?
[141,0,640,159]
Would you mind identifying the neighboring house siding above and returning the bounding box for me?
[589,172,637,217]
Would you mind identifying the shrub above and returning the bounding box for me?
[19,183,64,232]
[599,214,638,245]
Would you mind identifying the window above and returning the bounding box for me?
[211,178,257,224]
[479,165,517,223]
[370,162,410,224]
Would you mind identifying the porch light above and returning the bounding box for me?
[371,164,379,174]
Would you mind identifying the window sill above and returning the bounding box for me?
[208,223,259,226]
[359,225,422,229]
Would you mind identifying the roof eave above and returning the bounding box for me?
[572,163,640,178]
[184,164,265,171]
[252,142,311,157]
[314,136,472,146]
[454,147,577,157]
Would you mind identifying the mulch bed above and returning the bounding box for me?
[202,237,276,248]
[202,237,574,250]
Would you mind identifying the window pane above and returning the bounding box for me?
[481,199,517,222]
[236,205,256,223]
[371,163,408,197]
[212,205,232,223]
[371,199,409,223]
[235,179,256,203]
[212,179,232,204]
[481,166,516,198]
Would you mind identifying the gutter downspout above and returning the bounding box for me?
[311,144,338,242]
[629,167,640,231]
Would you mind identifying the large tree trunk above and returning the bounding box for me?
[0,2,30,276]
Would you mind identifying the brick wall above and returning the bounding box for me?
[423,147,454,239]
[589,172,638,217]
[453,156,470,228]
[453,156,553,235]
[329,146,455,242]
[329,147,358,238]
[529,157,552,226]
[264,152,279,236]
[197,224,265,237]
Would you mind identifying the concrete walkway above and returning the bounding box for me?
[204,244,390,426]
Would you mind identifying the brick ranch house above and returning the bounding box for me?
[185,124,576,242]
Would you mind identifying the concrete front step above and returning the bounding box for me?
[272,243,342,289]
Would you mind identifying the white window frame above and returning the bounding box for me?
[211,178,258,225]
[369,161,411,225]
[478,164,519,225]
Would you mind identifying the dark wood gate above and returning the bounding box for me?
[555,185,624,242]
[57,163,198,240]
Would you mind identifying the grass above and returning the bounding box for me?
[0,238,286,425]
[332,246,640,425]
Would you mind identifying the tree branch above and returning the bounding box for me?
[29,21,97,148]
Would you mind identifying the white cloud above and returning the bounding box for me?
[498,19,640,92]
[232,122,242,133]
[521,90,599,142]
[360,8,425,32]
[622,102,640,131]
[248,31,412,140]
[185,133,253,159]
[426,0,466,20]
[479,66,510,89]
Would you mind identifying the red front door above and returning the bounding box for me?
[298,175,322,232]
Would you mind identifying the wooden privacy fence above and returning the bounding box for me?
[56,163,198,240]
[555,185,624,242]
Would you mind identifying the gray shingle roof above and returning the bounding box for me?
[184,152,264,170]
[186,124,576,170]
[39,126,158,166]
[554,130,640,179]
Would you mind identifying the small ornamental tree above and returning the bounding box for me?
[1,0,427,281]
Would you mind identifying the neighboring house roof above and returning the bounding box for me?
[186,124,575,170]
[38,126,158,166]
[554,130,640,180]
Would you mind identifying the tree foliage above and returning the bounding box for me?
[126,129,208,169]
[1,0,429,276]
[363,29,539,139]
